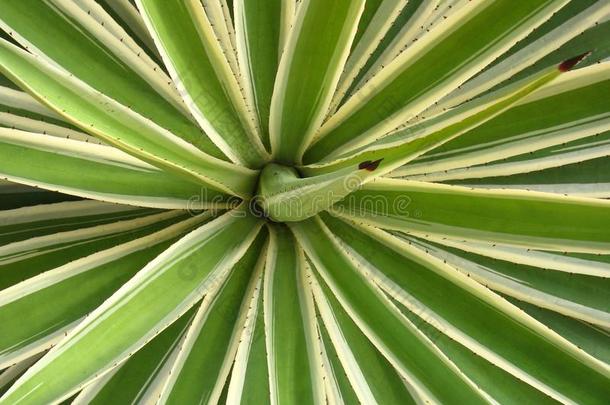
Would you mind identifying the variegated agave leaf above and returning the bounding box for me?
[0,0,609,404]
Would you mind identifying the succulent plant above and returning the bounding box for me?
[0,0,609,404]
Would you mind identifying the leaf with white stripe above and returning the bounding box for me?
[202,0,240,80]
[0,39,256,197]
[508,298,610,365]
[451,155,610,198]
[416,0,610,120]
[305,0,568,162]
[0,200,152,245]
[235,0,290,148]
[0,0,222,158]
[136,0,269,168]
[322,214,610,403]
[263,225,323,404]
[0,70,18,90]
[0,210,187,290]
[335,179,610,253]
[0,129,233,209]
[0,85,98,143]
[289,216,489,404]
[489,14,610,95]
[315,319,360,405]
[269,0,365,163]
[309,264,416,405]
[395,63,610,179]
[158,230,267,404]
[96,0,160,60]
[226,267,271,405]
[0,181,79,211]
[339,0,444,107]
[0,85,64,121]
[0,213,209,370]
[327,0,407,116]
[394,233,610,278]
[410,128,610,183]
[72,305,196,405]
[0,214,210,364]
[0,208,263,405]
[294,64,571,220]
[391,301,559,405]
[0,354,43,397]
[405,236,610,327]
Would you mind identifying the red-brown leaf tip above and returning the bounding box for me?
[558,51,592,72]
[358,158,384,171]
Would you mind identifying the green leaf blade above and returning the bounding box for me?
[0,210,263,405]
[270,0,365,163]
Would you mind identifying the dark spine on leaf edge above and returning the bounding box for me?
[559,51,592,72]
[359,158,384,171]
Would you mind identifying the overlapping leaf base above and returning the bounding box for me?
[0,0,609,404]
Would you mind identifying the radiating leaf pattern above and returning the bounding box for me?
[0,0,609,404]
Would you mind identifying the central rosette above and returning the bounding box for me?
[254,163,370,222]
[254,164,307,222]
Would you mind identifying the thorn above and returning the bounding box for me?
[558,51,592,72]
[358,158,384,171]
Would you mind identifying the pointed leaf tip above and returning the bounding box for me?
[558,51,592,72]
[358,158,384,171]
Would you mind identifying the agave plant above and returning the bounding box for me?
[0,0,609,403]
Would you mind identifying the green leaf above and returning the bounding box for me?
[0,181,79,211]
[256,163,369,222]
[304,61,568,174]
[322,214,610,403]
[487,12,610,94]
[310,266,417,405]
[226,264,271,404]
[0,208,263,405]
[430,0,610,116]
[0,0,223,158]
[234,0,285,148]
[315,318,361,405]
[276,65,569,222]
[0,129,233,208]
[136,0,269,167]
[0,85,96,142]
[406,129,610,184]
[0,38,256,197]
[201,0,242,83]
[393,302,559,405]
[451,155,610,197]
[395,63,610,178]
[96,0,162,61]
[340,0,439,107]
[508,298,610,365]
[74,305,197,405]
[262,225,323,404]
[397,233,610,277]
[159,230,267,404]
[335,178,610,253]
[0,200,154,245]
[0,213,207,369]
[0,354,43,398]
[269,0,365,163]
[408,236,610,326]
[1,2,609,403]
[0,210,188,290]
[305,0,566,162]
[289,216,489,404]
[328,0,407,115]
